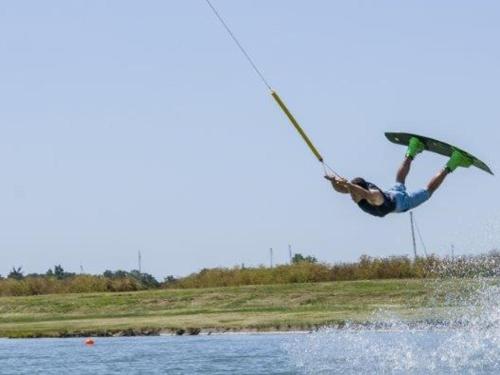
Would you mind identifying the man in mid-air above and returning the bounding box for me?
[325,137,473,217]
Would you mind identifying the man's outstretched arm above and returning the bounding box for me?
[324,175,349,194]
[346,183,385,205]
[325,175,384,206]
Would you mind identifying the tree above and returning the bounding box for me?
[163,275,177,286]
[54,265,65,280]
[130,270,160,288]
[103,270,128,279]
[292,253,318,264]
[8,266,24,280]
[102,269,160,288]
[103,270,114,278]
[45,265,74,280]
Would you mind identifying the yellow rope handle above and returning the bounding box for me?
[271,91,324,163]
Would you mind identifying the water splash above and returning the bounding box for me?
[434,278,499,373]
[284,276,499,374]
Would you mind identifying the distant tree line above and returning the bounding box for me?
[0,265,170,297]
[165,251,500,289]
[0,251,498,297]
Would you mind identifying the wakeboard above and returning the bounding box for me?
[385,132,493,175]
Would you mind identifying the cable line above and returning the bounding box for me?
[204,0,343,178]
[204,0,271,91]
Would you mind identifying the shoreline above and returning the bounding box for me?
[3,319,473,339]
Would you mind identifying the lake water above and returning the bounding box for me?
[0,328,498,375]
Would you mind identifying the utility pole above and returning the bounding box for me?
[288,244,293,264]
[138,250,142,273]
[410,212,418,260]
[269,248,273,268]
[451,244,455,261]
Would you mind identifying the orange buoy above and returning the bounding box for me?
[84,338,95,346]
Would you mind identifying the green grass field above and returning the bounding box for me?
[0,279,477,338]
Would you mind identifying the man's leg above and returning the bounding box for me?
[427,168,450,195]
[396,157,413,184]
[404,149,473,211]
[427,150,472,195]
[397,137,425,184]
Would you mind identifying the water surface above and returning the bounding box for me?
[0,328,497,375]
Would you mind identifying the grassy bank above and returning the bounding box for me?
[0,279,480,338]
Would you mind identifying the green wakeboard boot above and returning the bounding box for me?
[446,149,473,172]
[406,136,425,159]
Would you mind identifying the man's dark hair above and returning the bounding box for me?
[350,177,368,189]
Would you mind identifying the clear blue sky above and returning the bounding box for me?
[1,1,499,278]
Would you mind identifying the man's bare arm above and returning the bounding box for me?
[325,175,384,205]
[346,183,384,205]
[324,175,349,194]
